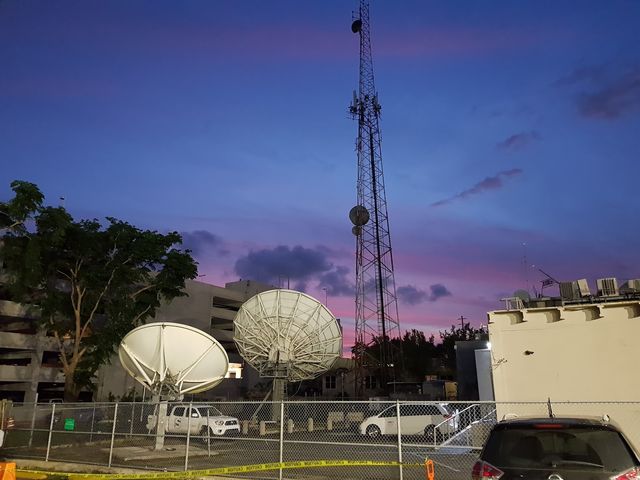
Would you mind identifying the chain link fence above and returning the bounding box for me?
[2,400,639,480]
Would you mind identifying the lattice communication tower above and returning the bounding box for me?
[348,0,402,396]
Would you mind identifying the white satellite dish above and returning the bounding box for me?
[233,289,342,384]
[118,322,229,396]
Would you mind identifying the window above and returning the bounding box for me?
[325,375,336,389]
[173,407,185,417]
[399,405,414,416]
[365,376,377,389]
[415,404,443,416]
[380,407,396,418]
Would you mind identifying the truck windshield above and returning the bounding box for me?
[193,406,223,417]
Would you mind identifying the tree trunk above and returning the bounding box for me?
[63,369,80,402]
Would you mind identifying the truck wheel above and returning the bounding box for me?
[200,426,212,444]
[425,425,443,442]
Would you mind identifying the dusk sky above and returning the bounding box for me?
[1,1,639,346]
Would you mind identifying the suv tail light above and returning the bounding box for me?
[612,467,640,479]
[472,460,504,479]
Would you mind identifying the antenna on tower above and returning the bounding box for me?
[349,0,402,397]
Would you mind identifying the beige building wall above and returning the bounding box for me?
[488,299,640,449]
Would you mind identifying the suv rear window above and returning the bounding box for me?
[483,425,639,473]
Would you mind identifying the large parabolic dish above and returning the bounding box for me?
[233,289,342,381]
[118,322,229,395]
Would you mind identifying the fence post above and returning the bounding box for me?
[89,404,96,443]
[279,401,284,480]
[396,401,403,480]
[45,403,55,462]
[129,398,135,438]
[206,407,211,457]
[184,402,193,471]
[28,393,39,448]
[108,403,119,467]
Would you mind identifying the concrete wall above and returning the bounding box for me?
[488,299,640,449]
[474,349,494,401]
[455,340,490,400]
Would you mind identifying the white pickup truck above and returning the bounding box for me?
[147,404,240,436]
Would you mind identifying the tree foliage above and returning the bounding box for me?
[438,323,487,374]
[0,180,44,234]
[354,323,487,385]
[0,181,198,400]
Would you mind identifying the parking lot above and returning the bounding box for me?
[3,400,639,479]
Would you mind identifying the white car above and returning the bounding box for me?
[359,403,458,439]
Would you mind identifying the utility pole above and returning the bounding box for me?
[458,315,467,330]
[349,1,401,397]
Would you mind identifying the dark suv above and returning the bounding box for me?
[473,417,640,479]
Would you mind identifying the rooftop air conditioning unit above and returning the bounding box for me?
[576,278,591,297]
[597,277,619,297]
[628,279,640,292]
[559,281,580,301]
[621,279,640,293]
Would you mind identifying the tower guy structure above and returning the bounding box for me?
[349,0,401,396]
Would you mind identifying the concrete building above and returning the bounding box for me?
[95,279,276,401]
[0,275,275,402]
[488,279,640,449]
[0,295,65,403]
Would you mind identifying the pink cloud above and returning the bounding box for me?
[45,19,572,63]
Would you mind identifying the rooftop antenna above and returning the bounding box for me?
[522,242,529,294]
[538,268,559,296]
[547,397,555,418]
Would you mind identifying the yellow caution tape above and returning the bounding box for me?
[17,460,422,480]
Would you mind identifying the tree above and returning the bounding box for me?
[438,322,487,376]
[0,181,198,400]
[0,180,44,234]
[400,329,438,381]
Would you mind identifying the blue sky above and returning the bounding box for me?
[1,1,639,345]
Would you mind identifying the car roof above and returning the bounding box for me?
[495,416,621,430]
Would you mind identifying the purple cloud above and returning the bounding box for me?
[431,169,523,207]
[397,285,428,305]
[234,245,353,296]
[429,284,452,301]
[397,284,452,305]
[557,65,640,119]
[578,68,640,119]
[497,131,540,151]
[180,230,226,257]
[318,266,354,297]
[234,245,332,285]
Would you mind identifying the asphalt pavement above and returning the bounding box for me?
[2,428,479,480]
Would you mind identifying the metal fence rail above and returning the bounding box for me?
[2,400,639,480]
